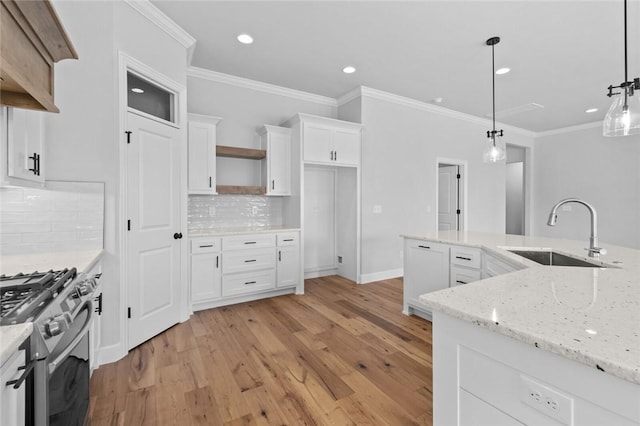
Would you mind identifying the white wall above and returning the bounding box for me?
[533,125,640,249]
[359,93,535,277]
[47,1,189,358]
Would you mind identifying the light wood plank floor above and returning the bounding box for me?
[89,276,433,425]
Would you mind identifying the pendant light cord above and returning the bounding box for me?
[492,43,496,144]
[624,0,629,107]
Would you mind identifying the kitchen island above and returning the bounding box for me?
[406,231,639,425]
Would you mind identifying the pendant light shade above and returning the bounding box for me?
[603,0,640,136]
[483,36,506,163]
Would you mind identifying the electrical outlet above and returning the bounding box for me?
[337,256,343,264]
[373,205,382,214]
[519,375,573,425]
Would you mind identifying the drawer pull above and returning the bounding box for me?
[199,244,213,248]
[418,245,431,249]
[244,281,257,285]
[244,241,257,245]
[216,255,219,268]
[456,256,472,261]
[456,280,468,284]
[278,250,282,261]
[283,239,294,242]
[244,259,257,263]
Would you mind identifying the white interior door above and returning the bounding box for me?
[126,111,182,350]
[304,166,336,273]
[438,165,460,231]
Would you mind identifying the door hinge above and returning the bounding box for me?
[457,173,461,179]
[457,209,461,215]
[125,131,132,144]
[127,307,131,318]
[127,220,131,231]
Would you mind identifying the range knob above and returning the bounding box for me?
[44,314,70,338]
[77,284,91,296]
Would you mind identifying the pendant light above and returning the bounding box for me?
[483,36,506,163]
[603,0,640,136]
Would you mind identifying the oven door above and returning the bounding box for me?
[46,300,93,426]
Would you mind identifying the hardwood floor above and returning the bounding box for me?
[88,276,433,425]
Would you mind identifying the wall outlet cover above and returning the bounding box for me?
[519,375,573,425]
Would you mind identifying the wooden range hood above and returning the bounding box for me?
[0,0,78,113]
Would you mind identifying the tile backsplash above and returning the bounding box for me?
[189,194,283,231]
[0,181,104,256]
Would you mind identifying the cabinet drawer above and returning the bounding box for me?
[450,265,482,286]
[190,238,221,254]
[406,239,448,252]
[277,232,299,246]
[223,234,275,250]
[451,245,482,269]
[222,248,275,274]
[222,269,276,297]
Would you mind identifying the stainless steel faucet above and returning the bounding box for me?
[547,198,606,258]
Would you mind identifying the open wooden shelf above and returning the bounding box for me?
[217,185,266,195]
[217,145,266,160]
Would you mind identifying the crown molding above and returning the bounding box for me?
[187,67,338,107]
[536,120,602,138]
[124,0,196,63]
[336,87,363,107]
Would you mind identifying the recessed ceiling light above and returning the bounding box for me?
[237,34,254,44]
[496,67,510,75]
[131,88,144,94]
[342,66,356,74]
[432,97,443,104]
[585,108,598,113]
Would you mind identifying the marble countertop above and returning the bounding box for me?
[0,249,104,277]
[0,323,33,365]
[189,226,300,237]
[410,230,640,385]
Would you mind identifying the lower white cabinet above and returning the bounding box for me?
[0,349,26,426]
[403,239,449,318]
[190,230,300,310]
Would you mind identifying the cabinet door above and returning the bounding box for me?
[332,128,360,166]
[403,240,449,313]
[7,108,45,185]
[89,291,102,372]
[277,245,300,288]
[0,350,26,426]
[188,119,217,194]
[191,252,222,302]
[266,131,291,195]
[303,123,332,164]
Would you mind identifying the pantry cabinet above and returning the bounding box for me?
[259,125,291,196]
[188,114,221,195]
[0,106,46,187]
[299,115,361,166]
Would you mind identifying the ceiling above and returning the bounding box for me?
[152,1,640,133]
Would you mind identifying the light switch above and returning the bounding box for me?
[373,205,382,214]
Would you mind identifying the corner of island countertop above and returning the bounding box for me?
[0,323,33,366]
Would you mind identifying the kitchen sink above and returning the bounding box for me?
[507,250,606,268]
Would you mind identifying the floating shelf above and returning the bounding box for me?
[216,145,266,160]
[217,185,266,195]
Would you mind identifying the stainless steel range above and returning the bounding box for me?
[1,268,101,426]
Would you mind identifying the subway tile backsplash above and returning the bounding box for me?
[0,181,104,256]
[188,194,283,231]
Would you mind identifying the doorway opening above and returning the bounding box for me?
[437,159,467,232]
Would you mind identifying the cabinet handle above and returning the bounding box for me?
[278,250,282,261]
[330,151,333,161]
[199,244,213,248]
[283,239,294,242]
[28,152,38,175]
[418,245,431,249]
[455,256,472,261]
[5,356,39,389]
[36,153,41,176]
[244,259,256,263]
[244,241,256,245]
[209,176,212,188]
[272,180,275,190]
[334,151,337,161]
[216,255,219,268]
[456,280,467,284]
[244,281,257,285]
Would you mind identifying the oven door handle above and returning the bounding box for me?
[48,300,93,376]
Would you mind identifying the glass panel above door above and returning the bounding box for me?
[127,72,175,123]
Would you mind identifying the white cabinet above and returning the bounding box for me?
[0,349,26,426]
[259,125,291,196]
[277,232,300,288]
[188,114,222,194]
[1,106,45,187]
[300,116,361,166]
[403,239,449,318]
[450,245,482,287]
[88,261,103,372]
[221,233,276,297]
[190,238,222,303]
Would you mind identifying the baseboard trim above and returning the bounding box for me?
[360,268,403,284]
[97,342,126,366]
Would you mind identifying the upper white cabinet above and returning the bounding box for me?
[187,114,221,195]
[1,106,45,187]
[259,125,291,196]
[292,114,361,167]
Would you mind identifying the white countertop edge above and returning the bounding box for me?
[0,323,32,366]
[189,227,301,237]
[419,297,639,384]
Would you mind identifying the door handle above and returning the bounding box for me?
[173,233,183,239]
